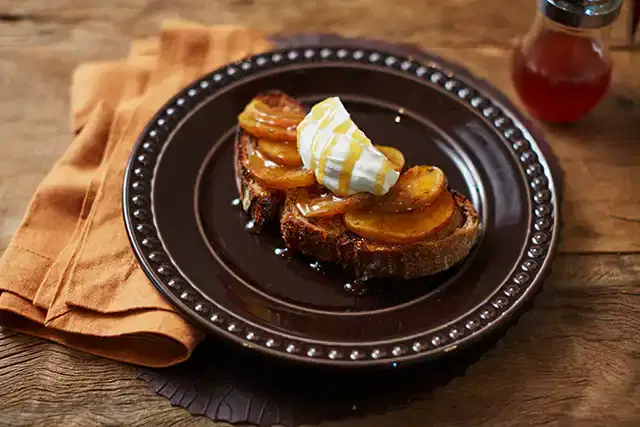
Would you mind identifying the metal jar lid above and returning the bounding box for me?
[538,0,623,29]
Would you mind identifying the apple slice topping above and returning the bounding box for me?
[238,93,306,143]
[258,139,303,167]
[376,145,405,172]
[296,163,444,218]
[296,188,375,218]
[243,146,315,189]
[375,166,446,213]
[343,190,456,244]
[294,145,406,217]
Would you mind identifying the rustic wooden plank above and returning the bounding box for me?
[407,253,640,427]
[0,2,638,427]
[0,332,215,426]
[0,0,635,50]
[0,253,637,426]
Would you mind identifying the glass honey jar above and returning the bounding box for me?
[512,0,623,123]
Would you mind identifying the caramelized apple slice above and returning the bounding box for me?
[377,166,446,213]
[343,190,456,244]
[244,146,315,189]
[238,110,299,142]
[258,139,303,167]
[375,145,405,171]
[238,92,306,142]
[293,145,406,217]
[296,188,375,218]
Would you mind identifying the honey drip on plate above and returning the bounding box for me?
[344,280,370,296]
[244,219,258,233]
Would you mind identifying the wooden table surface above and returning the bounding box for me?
[1,1,639,426]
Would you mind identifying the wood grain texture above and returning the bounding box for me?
[0,1,639,426]
[0,0,635,49]
[0,254,638,427]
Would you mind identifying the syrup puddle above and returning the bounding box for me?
[234,197,373,297]
[274,247,290,258]
[309,261,322,271]
[244,219,258,233]
[344,280,370,296]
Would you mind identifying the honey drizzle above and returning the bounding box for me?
[308,132,320,173]
[294,188,312,216]
[316,135,340,184]
[301,98,389,197]
[373,158,393,195]
[338,141,365,196]
[308,105,342,178]
[307,105,337,174]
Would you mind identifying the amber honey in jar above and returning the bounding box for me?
[512,0,623,123]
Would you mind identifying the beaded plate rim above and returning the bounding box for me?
[123,45,560,367]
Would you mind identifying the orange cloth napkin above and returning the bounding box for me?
[0,21,273,367]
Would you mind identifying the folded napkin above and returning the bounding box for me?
[0,20,273,367]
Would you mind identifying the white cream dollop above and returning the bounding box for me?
[297,97,400,197]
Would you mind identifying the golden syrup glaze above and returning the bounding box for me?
[316,134,340,185]
[296,192,345,217]
[257,138,303,167]
[251,146,280,169]
[294,188,313,216]
[306,105,335,174]
[336,125,373,196]
[237,92,308,144]
[303,101,344,187]
[332,118,353,136]
[294,188,335,217]
[373,160,393,196]
[294,187,375,218]
[295,164,449,218]
[248,99,305,127]
[245,146,316,189]
[337,141,365,196]
[238,111,299,142]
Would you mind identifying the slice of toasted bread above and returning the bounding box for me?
[233,90,306,231]
[235,90,480,279]
[280,189,481,280]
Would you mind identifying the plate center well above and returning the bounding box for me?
[198,99,482,314]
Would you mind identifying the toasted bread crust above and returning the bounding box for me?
[233,129,285,231]
[280,189,480,280]
[234,90,308,231]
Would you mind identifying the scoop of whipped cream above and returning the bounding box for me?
[297,97,400,197]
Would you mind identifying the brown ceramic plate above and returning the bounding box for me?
[123,46,559,367]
